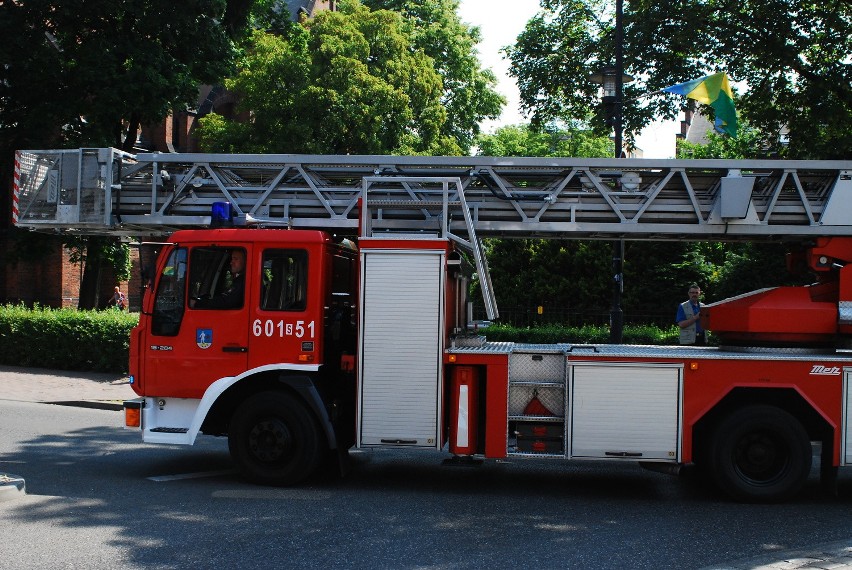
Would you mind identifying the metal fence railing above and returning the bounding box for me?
[471,304,673,328]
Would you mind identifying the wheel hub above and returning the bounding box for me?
[248,419,292,463]
[735,432,787,484]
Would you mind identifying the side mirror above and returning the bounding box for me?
[137,243,165,315]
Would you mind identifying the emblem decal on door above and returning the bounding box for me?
[196,329,213,349]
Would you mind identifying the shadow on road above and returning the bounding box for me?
[5,409,852,569]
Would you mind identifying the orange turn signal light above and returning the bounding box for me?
[125,407,141,428]
[298,354,314,362]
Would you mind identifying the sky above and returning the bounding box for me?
[456,0,679,158]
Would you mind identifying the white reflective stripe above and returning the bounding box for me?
[456,384,469,448]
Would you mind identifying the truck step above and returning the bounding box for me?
[150,427,189,434]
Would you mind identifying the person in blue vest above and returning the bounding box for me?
[676,283,705,345]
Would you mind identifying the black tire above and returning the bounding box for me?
[710,405,811,503]
[228,391,324,486]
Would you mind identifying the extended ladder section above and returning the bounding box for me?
[360,175,498,319]
[13,148,852,241]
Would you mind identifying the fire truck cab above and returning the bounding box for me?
[128,229,360,483]
[127,228,475,486]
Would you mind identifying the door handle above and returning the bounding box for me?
[222,346,248,353]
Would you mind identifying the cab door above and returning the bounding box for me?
[247,246,317,369]
[143,244,251,399]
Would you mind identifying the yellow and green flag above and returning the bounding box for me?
[662,72,737,137]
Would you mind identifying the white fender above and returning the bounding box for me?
[185,363,320,444]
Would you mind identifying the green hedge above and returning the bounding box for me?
[481,323,683,345]
[0,304,138,374]
[0,306,686,375]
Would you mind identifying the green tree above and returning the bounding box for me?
[476,123,612,157]
[483,238,613,322]
[362,0,505,153]
[675,122,765,160]
[64,237,133,309]
[199,0,461,155]
[0,0,245,154]
[505,0,852,159]
[505,0,625,134]
[0,0,250,307]
[622,241,711,322]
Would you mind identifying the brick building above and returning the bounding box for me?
[2,234,135,310]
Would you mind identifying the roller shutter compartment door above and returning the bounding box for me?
[359,251,444,448]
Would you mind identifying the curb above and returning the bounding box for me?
[50,401,124,412]
[699,539,852,569]
[0,473,26,503]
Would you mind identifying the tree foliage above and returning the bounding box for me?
[64,236,133,309]
[199,0,478,155]
[0,0,250,307]
[0,0,245,153]
[484,238,613,316]
[474,124,651,321]
[483,234,808,325]
[505,0,622,135]
[676,122,765,160]
[362,0,505,152]
[505,0,852,159]
[476,123,612,157]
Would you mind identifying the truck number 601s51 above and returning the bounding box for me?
[252,319,315,338]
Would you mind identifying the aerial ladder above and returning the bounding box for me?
[13,148,852,239]
[13,148,852,341]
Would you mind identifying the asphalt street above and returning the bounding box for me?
[3,366,852,569]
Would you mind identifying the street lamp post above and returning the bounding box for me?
[611,0,625,343]
[614,0,625,158]
[591,0,631,343]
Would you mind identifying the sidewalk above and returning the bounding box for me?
[0,364,135,411]
[700,540,852,569]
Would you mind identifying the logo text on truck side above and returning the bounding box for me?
[810,365,841,376]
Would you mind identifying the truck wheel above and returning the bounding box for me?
[710,405,811,502]
[228,391,324,486]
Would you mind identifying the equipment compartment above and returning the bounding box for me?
[568,362,682,462]
[514,421,563,438]
[507,348,567,456]
[516,437,564,454]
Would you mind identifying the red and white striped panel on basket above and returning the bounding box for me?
[11,151,21,224]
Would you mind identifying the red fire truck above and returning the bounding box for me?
[13,148,852,502]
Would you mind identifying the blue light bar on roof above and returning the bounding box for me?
[211,202,233,227]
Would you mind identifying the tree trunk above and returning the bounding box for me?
[77,237,105,309]
[78,259,103,309]
[121,114,141,152]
